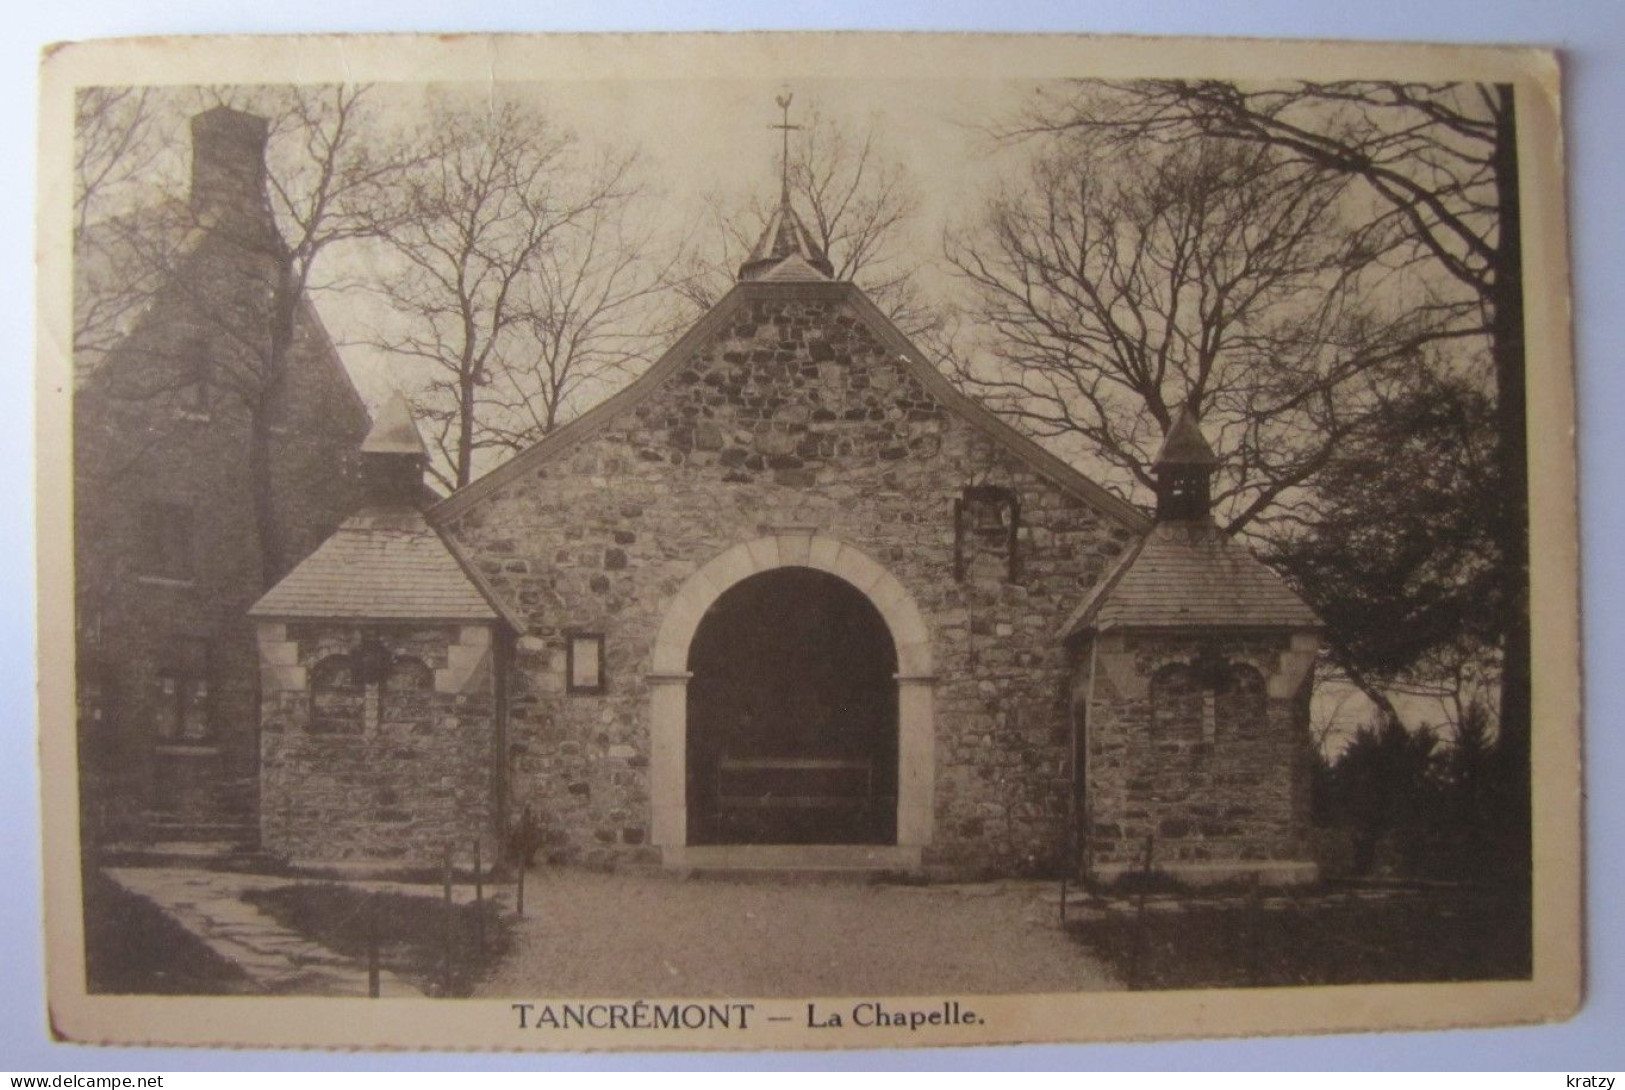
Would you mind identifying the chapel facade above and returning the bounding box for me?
[250,180,1324,883]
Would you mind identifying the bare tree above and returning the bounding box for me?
[679,101,937,337]
[72,88,182,379]
[480,196,686,459]
[74,88,167,236]
[1003,80,1531,849]
[85,84,414,584]
[947,133,1453,536]
[367,96,676,489]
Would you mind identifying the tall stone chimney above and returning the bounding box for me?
[189,106,273,232]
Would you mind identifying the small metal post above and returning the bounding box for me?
[366,892,381,998]
[1247,872,1264,987]
[441,845,454,996]
[1128,830,1155,990]
[474,837,486,959]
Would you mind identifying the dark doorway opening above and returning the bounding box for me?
[686,566,898,845]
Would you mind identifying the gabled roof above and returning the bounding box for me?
[431,280,1151,533]
[250,508,503,624]
[74,202,372,428]
[1060,520,1320,639]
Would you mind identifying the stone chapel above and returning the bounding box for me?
[250,170,1325,884]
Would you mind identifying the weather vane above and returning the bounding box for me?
[769,92,800,201]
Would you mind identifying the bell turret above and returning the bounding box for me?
[1152,405,1220,522]
[358,392,427,508]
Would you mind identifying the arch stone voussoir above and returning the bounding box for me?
[831,542,887,595]
[704,542,759,595]
[806,534,843,572]
[646,532,936,857]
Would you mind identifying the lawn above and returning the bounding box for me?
[241,882,512,997]
[1067,883,1532,990]
[84,868,253,995]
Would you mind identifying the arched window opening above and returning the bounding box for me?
[1213,663,1268,740]
[310,654,364,734]
[1149,663,1204,745]
[381,654,435,732]
[384,655,433,691]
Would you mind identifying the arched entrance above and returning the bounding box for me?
[686,567,898,845]
[647,532,935,862]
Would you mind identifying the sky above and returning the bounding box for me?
[130,77,1030,411]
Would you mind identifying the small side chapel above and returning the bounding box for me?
[251,114,1325,883]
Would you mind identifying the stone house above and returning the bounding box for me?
[250,187,1324,883]
[74,106,371,846]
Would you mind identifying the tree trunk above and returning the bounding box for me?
[457,377,476,488]
[250,264,296,589]
[1489,83,1532,879]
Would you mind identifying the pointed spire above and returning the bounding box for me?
[1153,404,1220,469]
[362,391,427,456]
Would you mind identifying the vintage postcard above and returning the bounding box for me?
[36,32,1581,1051]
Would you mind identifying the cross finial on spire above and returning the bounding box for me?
[737,92,834,282]
[769,92,800,203]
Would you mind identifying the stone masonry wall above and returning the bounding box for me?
[440,286,1139,874]
[257,622,499,864]
[1082,631,1318,878]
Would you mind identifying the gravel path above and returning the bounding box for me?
[476,870,1119,998]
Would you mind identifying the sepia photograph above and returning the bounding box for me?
[34,32,1581,1052]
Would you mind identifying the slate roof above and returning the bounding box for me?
[1060,520,1320,638]
[756,252,832,283]
[250,508,501,623]
[738,193,836,281]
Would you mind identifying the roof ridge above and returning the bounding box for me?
[432,282,1152,534]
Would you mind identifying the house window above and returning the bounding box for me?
[953,485,1020,582]
[566,632,606,694]
[136,502,194,582]
[156,637,212,742]
[178,351,213,420]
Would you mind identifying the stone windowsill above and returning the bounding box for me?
[135,575,196,589]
